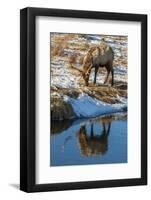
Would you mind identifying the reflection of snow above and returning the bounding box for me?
[64,93,127,118]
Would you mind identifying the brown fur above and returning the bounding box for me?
[82,43,114,86]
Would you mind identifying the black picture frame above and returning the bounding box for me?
[20,7,147,192]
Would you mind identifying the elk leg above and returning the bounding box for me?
[94,67,99,84]
[111,68,114,86]
[104,68,110,84]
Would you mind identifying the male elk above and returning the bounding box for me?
[82,43,114,86]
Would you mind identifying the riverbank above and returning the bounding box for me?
[51,83,127,120]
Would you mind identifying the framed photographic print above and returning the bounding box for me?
[20,7,147,192]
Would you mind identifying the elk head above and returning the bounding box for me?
[70,47,98,86]
[82,49,94,86]
[82,67,91,86]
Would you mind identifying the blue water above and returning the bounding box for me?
[50,113,127,166]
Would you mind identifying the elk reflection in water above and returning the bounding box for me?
[77,117,111,157]
[50,113,127,166]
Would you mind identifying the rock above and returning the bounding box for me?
[51,97,76,120]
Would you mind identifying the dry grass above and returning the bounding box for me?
[51,35,69,57]
[51,34,91,58]
[51,34,72,57]
[51,45,64,57]
[81,84,127,103]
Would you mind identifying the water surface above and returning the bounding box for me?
[50,113,127,166]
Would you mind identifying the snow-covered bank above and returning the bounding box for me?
[64,93,127,118]
[51,34,128,89]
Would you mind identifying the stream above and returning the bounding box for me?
[50,112,127,166]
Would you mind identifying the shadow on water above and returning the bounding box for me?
[51,120,74,135]
[50,113,127,166]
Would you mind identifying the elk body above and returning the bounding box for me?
[82,43,114,86]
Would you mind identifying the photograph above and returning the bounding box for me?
[50,32,128,166]
[20,7,147,192]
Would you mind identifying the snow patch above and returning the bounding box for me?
[64,93,127,118]
[115,65,127,74]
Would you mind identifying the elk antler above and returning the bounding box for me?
[70,64,83,73]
